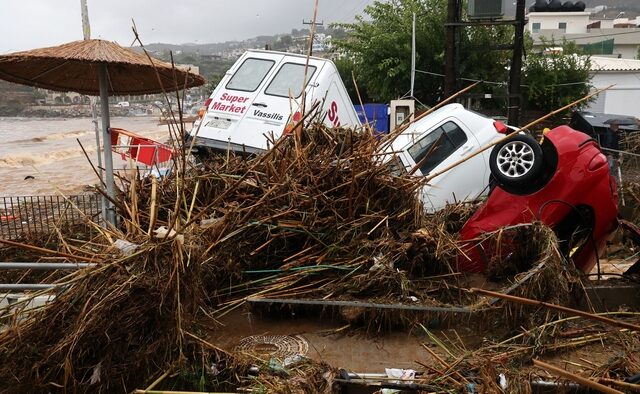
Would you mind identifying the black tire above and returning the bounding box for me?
[489,134,544,191]
[548,0,562,11]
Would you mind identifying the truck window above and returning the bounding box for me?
[265,63,317,98]
[408,121,468,174]
[226,58,275,92]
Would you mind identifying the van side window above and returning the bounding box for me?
[265,63,317,98]
[226,58,275,92]
[407,121,468,174]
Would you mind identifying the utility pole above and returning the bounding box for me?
[508,0,526,126]
[410,12,416,98]
[444,0,460,97]
[302,19,324,56]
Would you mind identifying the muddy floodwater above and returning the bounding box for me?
[0,116,175,196]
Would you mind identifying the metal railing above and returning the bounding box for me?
[0,194,102,240]
[0,262,96,291]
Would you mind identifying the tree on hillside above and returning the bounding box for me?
[522,39,592,114]
[333,0,512,105]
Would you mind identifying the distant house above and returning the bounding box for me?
[528,11,592,34]
[586,56,640,117]
[200,54,222,61]
[528,11,640,59]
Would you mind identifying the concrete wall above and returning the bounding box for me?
[527,12,591,34]
[615,44,640,59]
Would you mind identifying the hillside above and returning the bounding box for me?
[583,0,640,10]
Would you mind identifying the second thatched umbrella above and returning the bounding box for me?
[0,39,205,224]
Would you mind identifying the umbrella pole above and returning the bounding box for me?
[91,96,107,225]
[99,63,116,225]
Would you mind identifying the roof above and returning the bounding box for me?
[591,56,640,71]
[0,39,205,96]
[246,49,326,62]
[528,11,590,17]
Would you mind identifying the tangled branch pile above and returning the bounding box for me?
[0,122,578,392]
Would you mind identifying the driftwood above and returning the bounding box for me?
[533,359,624,394]
[471,287,640,331]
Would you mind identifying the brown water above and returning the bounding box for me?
[0,116,173,196]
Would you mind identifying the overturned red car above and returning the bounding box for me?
[457,125,619,274]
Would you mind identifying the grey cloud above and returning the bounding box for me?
[1,0,374,53]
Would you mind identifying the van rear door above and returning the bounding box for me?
[242,58,327,144]
[198,52,284,150]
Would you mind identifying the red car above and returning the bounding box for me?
[457,125,619,274]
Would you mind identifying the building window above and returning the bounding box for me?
[532,22,541,33]
[559,22,567,32]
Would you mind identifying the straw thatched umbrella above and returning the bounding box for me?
[0,39,205,224]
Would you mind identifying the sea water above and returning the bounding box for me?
[0,116,173,196]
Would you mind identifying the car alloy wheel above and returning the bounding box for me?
[489,134,544,192]
[496,140,536,178]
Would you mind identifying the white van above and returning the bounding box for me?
[189,50,360,154]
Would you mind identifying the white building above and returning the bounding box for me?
[587,56,640,117]
[528,11,640,59]
[589,16,640,29]
[528,12,591,34]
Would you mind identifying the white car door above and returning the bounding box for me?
[403,117,488,211]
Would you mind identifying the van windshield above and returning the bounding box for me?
[226,58,275,92]
[265,63,317,98]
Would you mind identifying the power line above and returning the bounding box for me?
[414,68,591,88]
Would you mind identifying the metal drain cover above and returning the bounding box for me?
[235,335,309,360]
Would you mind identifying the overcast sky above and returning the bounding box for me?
[0,0,375,53]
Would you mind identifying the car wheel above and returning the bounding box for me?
[490,134,544,190]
